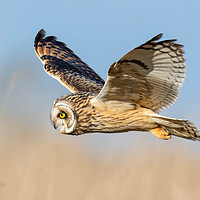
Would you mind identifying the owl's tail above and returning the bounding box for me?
[151,114,200,141]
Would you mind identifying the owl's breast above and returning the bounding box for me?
[86,104,157,133]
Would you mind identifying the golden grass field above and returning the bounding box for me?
[1,121,200,200]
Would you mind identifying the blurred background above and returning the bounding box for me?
[0,0,200,199]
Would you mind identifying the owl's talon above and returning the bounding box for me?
[150,127,171,140]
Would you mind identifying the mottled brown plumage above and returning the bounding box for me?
[34,29,200,141]
[34,29,104,93]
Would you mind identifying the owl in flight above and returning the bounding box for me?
[34,29,199,141]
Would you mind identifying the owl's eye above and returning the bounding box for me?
[58,112,67,119]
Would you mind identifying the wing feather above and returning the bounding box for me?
[93,34,186,112]
[34,29,104,93]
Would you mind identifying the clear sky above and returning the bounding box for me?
[0,0,200,152]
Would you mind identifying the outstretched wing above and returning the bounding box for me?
[34,29,104,93]
[93,34,185,112]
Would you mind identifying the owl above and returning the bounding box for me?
[34,29,199,141]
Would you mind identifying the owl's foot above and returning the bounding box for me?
[150,127,171,140]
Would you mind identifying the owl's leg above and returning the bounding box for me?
[150,127,171,140]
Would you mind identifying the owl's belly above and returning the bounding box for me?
[89,107,159,133]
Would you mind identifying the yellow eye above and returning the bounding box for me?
[59,112,66,119]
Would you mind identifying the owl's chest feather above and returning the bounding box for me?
[79,103,157,133]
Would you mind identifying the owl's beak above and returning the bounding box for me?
[53,123,57,130]
[51,119,58,130]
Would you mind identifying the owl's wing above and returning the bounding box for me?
[34,29,104,93]
[93,34,185,112]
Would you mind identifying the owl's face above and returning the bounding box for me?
[50,93,100,135]
[51,101,77,135]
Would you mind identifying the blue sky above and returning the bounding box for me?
[0,0,200,152]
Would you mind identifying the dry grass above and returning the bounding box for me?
[0,125,200,200]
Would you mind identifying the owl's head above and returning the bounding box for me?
[51,101,77,135]
[50,93,94,135]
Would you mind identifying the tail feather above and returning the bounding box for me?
[151,114,200,141]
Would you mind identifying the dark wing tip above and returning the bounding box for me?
[148,33,183,49]
[150,33,163,42]
[43,36,57,42]
[35,29,46,44]
[34,29,46,57]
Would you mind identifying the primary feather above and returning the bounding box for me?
[94,34,186,112]
[34,29,104,93]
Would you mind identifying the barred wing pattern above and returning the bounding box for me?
[94,34,186,112]
[34,29,104,93]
